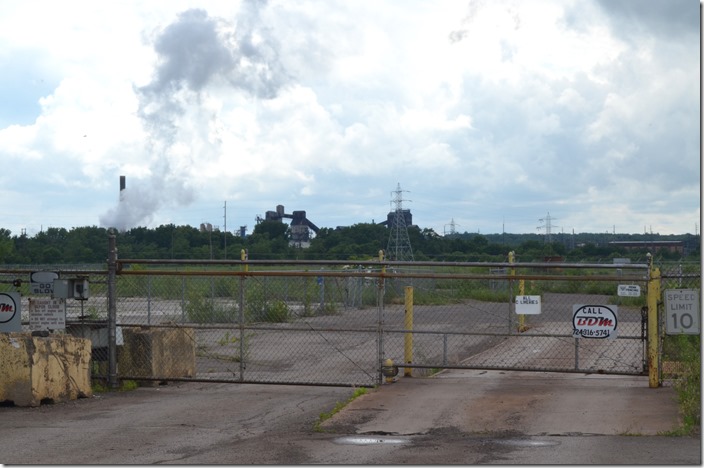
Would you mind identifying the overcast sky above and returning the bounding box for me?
[0,0,699,238]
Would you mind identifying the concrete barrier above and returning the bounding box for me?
[0,332,92,407]
[118,327,196,383]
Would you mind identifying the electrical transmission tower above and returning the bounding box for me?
[444,218,460,236]
[537,212,557,244]
[386,183,414,261]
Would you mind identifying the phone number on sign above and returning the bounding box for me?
[573,329,611,338]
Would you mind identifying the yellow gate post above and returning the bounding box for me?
[647,253,661,388]
[404,286,413,377]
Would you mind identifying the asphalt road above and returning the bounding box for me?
[1,369,699,465]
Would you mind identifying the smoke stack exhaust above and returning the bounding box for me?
[119,175,126,202]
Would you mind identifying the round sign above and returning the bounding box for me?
[572,304,618,339]
[0,293,18,324]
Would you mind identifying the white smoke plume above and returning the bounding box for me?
[100,2,289,231]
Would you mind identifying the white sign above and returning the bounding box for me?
[30,271,59,295]
[572,304,618,339]
[665,289,700,335]
[515,295,541,315]
[29,298,66,331]
[0,292,21,332]
[617,284,641,297]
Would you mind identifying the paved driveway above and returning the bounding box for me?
[1,369,699,464]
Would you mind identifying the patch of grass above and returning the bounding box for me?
[246,297,290,323]
[91,379,139,393]
[313,387,369,432]
[663,334,701,436]
[186,292,236,323]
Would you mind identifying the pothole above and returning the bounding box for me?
[333,435,411,446]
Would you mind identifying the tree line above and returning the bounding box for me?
[0,221,700,265]
[0,223,699,265]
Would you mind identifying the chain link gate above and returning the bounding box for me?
[107,250,657,387]
[113,259,385,387]
[380,260,651,376]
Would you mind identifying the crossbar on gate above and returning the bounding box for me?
[108,249,656,387]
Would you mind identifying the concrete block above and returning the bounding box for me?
[0,332,92,407]
[118,327,196,382]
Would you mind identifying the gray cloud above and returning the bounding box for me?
[101,2,292,231]
[595,0,699,40]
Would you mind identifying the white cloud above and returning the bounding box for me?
[0,0,698,237]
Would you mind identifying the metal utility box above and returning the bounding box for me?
[52,279,90,300]
[73,279,89,300]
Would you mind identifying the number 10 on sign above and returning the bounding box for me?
[665,289,700,335]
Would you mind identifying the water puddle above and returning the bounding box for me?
[334,435,411,446]
[494,439,559,448]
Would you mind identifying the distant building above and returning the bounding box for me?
[379,209,413,228]
[608,241,684,255]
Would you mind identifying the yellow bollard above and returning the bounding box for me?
[647,253,661,388]
[382,358,398,384]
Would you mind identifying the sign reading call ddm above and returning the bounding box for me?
[572,304,618,339]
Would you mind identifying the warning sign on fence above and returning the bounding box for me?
[29,298,66,331]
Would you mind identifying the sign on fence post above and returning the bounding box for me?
[665,289,700,335]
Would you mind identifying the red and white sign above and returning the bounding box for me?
[572,304,618,339]
[0,292,21,332]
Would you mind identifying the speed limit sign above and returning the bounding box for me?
[665,289,700,335]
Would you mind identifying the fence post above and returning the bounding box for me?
[404,286,413,377]
[377,250,385,385]
[239,249,248,382]
[508,251,515,334]
[107,234,118,389]
[647,253,661,388]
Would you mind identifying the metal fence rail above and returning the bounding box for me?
[104,254,658,387]
[1,250,698,389]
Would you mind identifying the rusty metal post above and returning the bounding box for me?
[508,251,515,334]
[404,286,413,377]
[647,253,661,388]
[377,250,386,385]
[239,249,248,382]
[107,234,118,389]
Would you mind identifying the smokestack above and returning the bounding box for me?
[119,175,126,202]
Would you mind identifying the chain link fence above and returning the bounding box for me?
[106,257,659,387]
[0,255,698,389]
[659,261,701,385]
